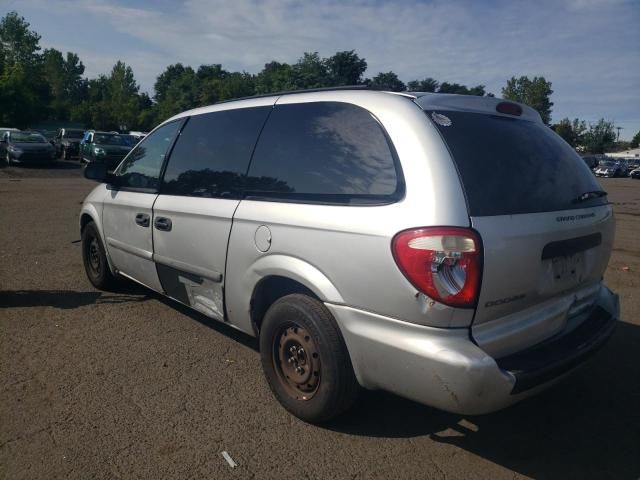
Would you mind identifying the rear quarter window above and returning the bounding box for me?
[425,110,607,216]
[246,102,403,205]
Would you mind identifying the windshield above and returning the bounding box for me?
[94,134,127,146]
[65,130,84,139]
[422,109,607,216]
[601,161,617,168]
[12,132,47,143]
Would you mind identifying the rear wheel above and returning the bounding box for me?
[259,294,359,423]
[82,221,117,290]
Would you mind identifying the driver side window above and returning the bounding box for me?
[116,121,181,191]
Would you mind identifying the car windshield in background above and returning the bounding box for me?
[65,131,84,139]
[601,161,617,168]
[12,132,47,143]
[422,109,608,216]
[94,134,127,146]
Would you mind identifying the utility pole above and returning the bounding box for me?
[616,126,623,141]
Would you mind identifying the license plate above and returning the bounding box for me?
[552,253,583,282]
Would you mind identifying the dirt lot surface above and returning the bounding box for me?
[1,162,639,479]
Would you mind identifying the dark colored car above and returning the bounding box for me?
[623,160,640,176]
[55,128,85,160]
[581,155,599,170]
[594,161,625,178]
[80,131,132,170]
[1,131,56,166]
[630,167,640,179]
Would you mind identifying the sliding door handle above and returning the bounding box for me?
[135,213,150,227]
[154,216,172,232]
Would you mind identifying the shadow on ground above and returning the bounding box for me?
[0,289,150,309]
[328,320,640,479]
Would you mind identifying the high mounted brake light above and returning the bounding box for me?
[392,227,483,308]
[496,102,522,116]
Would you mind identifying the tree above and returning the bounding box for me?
[325,50,367,86]
[107,61,140,130]
[255,61,295,94]
[407,78,439,92]
[292,52,330,89]
[631,130,640,148]
[502,76,553,124]
[0,11,41,67]
[0,11,47,127]
[438,82,486,96]
[153,63,197,122]
[582,119,616,154]
[369,71,405,92]
[553,117,586,147]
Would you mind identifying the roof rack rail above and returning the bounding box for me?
[213,85,375,105]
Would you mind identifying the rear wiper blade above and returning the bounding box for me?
[572,190,607,203]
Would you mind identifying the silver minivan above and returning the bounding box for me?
[80,88,619,422]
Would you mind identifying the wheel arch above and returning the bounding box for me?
[230,254,345,335]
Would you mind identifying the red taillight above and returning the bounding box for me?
[392,227,482,308]
[496,102,522,116]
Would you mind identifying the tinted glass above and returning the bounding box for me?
[162,107,271,198]
[12,132,47,143]
[425,110,607,216]
[65,130,84,139]
[116,121,181,190]
[94,134,127,146]
[247,102,401,204]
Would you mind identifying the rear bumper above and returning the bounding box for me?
[327,286,619,415]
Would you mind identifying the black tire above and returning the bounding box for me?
[259,294,359,423]
[81,221,117,290]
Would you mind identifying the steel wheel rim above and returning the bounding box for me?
[87,236,101,275]
[273,324,321,401]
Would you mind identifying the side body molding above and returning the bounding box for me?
[225,254,344,335]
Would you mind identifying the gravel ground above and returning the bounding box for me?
[1,162,638,479]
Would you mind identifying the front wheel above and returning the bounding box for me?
[259,294,359,423]
[81,221,117,290]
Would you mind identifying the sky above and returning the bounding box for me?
[2,0,639,139]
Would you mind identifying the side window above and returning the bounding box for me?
[116,121,181,191]
[246,102,401,204]
[161,107,271,198]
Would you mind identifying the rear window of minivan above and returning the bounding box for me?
[422,109,607,216]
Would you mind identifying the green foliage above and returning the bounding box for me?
[4,9,616,140]
[369,71,405,92]
[553,117,586,147]
[582,119,617,154]
[325,50,367,86]
[407,78,439,92]
[502,76,554,124]
[631,130,640,148]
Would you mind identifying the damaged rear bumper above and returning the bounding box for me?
[326,286,619,415]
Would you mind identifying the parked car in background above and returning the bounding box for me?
[1,130,56,166]
[80,131,132,170]
[630,167,640,179]
[79,88,619,423]
[0,127,20,141]
[581,155,599,170]
[594,160,624,177]
[623,160,640,176]
[120,134,143,147]
[54,128,85,160]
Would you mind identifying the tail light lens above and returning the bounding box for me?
[392,227,482,308]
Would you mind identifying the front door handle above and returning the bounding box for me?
[135,213,150,227]
[154,216,172,232]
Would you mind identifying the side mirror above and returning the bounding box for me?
[84,162,116,184]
